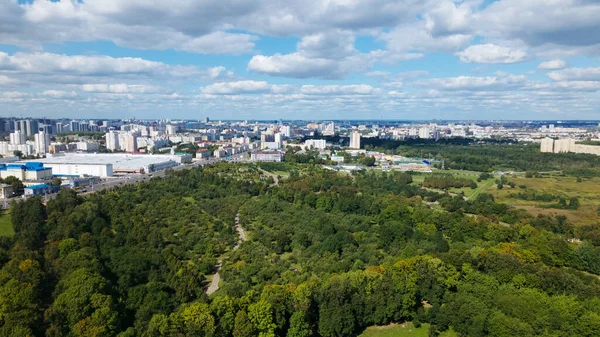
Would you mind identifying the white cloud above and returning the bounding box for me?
[548,67,600,82]
[0,52,198,78]
[42,90,78,99]
[201,80,271,95]
[457,44,528,64]
[416,74,528,91]
[81,84,162,94]
[300,84,375,95]
[364,71,391,78]
[537,59,567,70]
[475,0,600,49]
[248,52,376,79]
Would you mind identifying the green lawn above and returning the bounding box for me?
[359,323,456,337]
[0,209,14,237]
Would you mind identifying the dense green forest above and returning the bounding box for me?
[2,163,600,336]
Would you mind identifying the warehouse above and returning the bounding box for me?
[23,153,189,178]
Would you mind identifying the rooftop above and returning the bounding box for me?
[21,153,184,170]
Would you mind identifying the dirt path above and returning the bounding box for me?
[206,212,246,295]
[258,168,279,185]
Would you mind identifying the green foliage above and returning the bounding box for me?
[0,163,598,336]
[423,173,477,190]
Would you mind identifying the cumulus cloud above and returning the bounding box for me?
[81,84,162,94]
[457,44,528,64]
[41,90,78,99]
[538,59,567,70]
[475,0,600,49]
[416,74,528,91]
[248,53,376,79]
[547,67,600,82]
[201,80,271,95]
[0,52,198,78]
[300,84,375,95]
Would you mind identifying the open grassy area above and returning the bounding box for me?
[359,322,456,337]
[183,196,195,203]
[0,209,14,237]
[412,169,599,225]
[490,175,600,226]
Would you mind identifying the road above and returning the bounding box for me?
[3,152,249,206]
[206,212,247,295]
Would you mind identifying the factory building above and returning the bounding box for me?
[23,153,190,177]
[0,163,53,181]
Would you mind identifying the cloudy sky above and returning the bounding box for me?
[1,0,600,120]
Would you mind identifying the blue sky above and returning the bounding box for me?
[0,0,600,120]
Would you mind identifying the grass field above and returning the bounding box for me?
[0,209,14,237]
[358,322,456,337]
[490,175,600,225]
[413,169,600,225]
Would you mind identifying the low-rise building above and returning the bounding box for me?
[251,151,284,162]
[0,162,53,181]
[0,184,13,198]
[24,184,60,197]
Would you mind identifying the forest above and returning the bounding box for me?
[362,138,600,175]
[1,163,600,336]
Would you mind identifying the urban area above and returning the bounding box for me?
[0,117,599,201]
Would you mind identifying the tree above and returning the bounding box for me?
[173,302,216,336]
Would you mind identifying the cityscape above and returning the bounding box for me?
[1,116,600,199]
[2,0,600,336]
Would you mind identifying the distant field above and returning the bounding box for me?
[491,175,600,225]
[414,169,600,225]
[0,210,14,237]
[359,322,456,337]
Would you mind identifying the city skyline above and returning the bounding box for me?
[1,1,600,120]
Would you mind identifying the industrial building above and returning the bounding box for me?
[23,153,191,177]
[0,163,53,181]
[24,184,60,197]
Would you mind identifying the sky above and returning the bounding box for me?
[0,0,600,120]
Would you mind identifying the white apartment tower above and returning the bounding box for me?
[281,125,292,138]
[124,133,138,153]
[350,130,361,149]
[540,138,554,153]
[9,131,25,145]
[418,127,430,139]
[34,131,50,155]
[106,131,120,151]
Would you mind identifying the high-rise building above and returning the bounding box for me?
[281,125,292,138]
[124,133,138,153]
[9,131,25,145]
[34,131,50,155]
[166,124,178,135]
[70,120,80,132]
[25,120,39,137]
[350,130,361,149]
[275,133,282,147]
[106,131,120,151]
[418,127,430,139]
[540,138,554,153]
